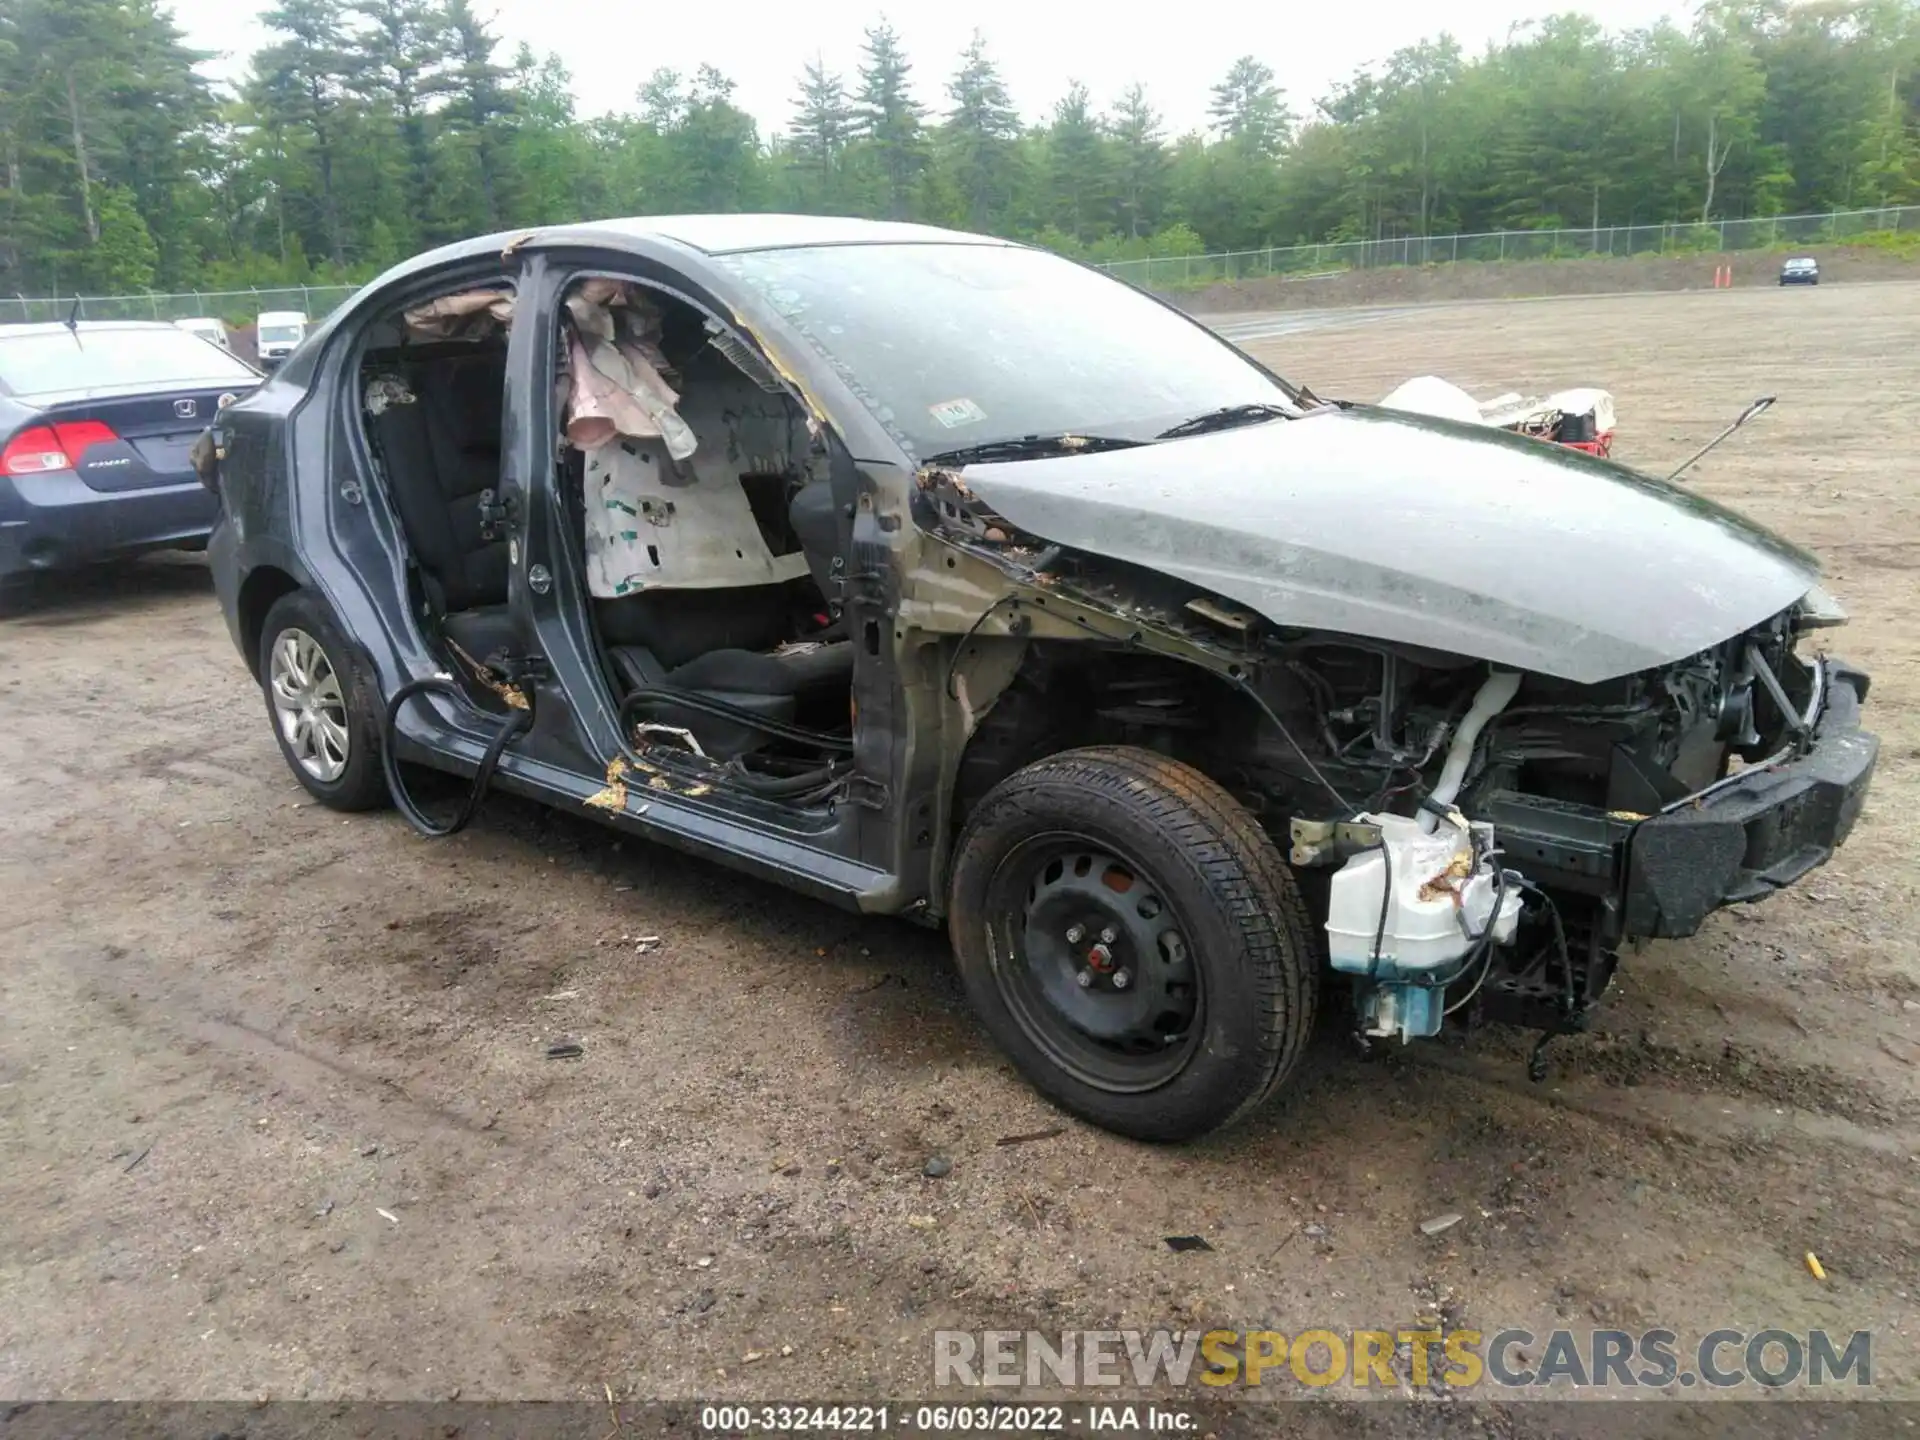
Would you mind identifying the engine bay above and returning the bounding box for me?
[933,498,1841,1060]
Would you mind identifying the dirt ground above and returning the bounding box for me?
[1179,243,1920,313]
[2,283,1916,1423]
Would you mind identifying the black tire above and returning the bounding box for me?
[256,589,391,811]
[948,745,1319,1142]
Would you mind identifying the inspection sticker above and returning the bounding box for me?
[929,397,987,428]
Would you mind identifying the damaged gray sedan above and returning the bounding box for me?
[200,216,1877,1141]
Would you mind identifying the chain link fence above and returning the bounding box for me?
[1097,204,1920,290]
[5,204,1916,319]
[0,284,359,327]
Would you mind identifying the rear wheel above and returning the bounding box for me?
[258,590,389,811]
[948,746,1319,1141]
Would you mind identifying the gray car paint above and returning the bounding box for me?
[961,404,1820,685]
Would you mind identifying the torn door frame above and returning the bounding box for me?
[906,466,1267,683]
[894,463,1274,904]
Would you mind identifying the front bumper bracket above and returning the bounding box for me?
[1621,660,1875,937]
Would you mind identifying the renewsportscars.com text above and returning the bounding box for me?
[934,1327,1872,1391]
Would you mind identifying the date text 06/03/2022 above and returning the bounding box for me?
[696,1402,1203,1433]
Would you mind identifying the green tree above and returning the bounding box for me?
[788,55,855,212]
[0,0,213,290]
[1108,82,1169,238]
[347,0,451,247]
[1209,55,1290,156]
[1042,81,1111,241]
[89,182,158,289]
[1372,38,1465,235]
[943,31,1023,231]
[852,19,925,218]
[1687,6,1768,222]
[251,0,357,265]
[440,0,514,228]
[674,65,764,212]
[505,45,602,224]
[7,3,1920,297]
[1170,131,1279,250]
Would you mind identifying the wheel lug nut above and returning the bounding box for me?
[1065,924,1085,944]
[1099,926,1117,945]
[1075,969,1093,988]
[1112,969,1131,989]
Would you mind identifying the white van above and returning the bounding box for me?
[255,310,309,368]
[173,316,232,351]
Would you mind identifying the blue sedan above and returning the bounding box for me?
[0,321,261,582]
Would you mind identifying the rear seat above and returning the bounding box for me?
[364,349,514,658]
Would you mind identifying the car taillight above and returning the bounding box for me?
[2,427,69,474]
[1,420,120,476]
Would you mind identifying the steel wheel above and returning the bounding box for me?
[985,834,1203,1093]
[268,627,350,783]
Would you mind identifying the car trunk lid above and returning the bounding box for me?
[31,386,244,493]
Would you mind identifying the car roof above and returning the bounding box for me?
[257,310,307,321]
[324,214,1022,348]
[579,213,1009,254]
[0,320,191,338]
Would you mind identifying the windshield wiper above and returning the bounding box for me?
[1155,402,1292,440]
[923,432,1144,467]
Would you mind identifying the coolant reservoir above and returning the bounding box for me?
[1325,813,1521,1040]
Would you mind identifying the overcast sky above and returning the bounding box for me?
[167,0,1693,139]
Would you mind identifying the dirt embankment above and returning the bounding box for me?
[1178,243,1920,313]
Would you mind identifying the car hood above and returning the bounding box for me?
[959,405,1820,684]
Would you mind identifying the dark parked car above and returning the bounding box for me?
[1780,256,1821,285]
[201,216,1877,1141]
[1,321,260,582]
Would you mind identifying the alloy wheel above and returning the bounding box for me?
[268,627,350,783]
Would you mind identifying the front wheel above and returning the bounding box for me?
[257,590,390,811]
[948,746,1319,1142]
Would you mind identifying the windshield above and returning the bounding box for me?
[0,327,259,398]
[717,242,1296,462]
[258,324,303,344]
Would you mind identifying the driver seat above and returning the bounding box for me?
[608,641,854,759]
[595,584,852,760]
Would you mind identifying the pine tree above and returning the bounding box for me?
[347,0,452,246]
[1044,81,1111,241]
[1108,82,1168,238]
[1209,55,1291,157]
[852,19,925,218]
[253,0,358,266]
[944,30,1022,231]
[790,55,854,212]
[441,0,514,228]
